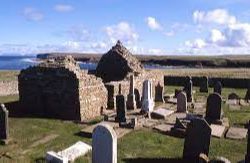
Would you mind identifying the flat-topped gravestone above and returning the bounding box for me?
[92,123,117,163]
[226,127,247,140]
[155,82,165,102]
[211,124,226,138]
[205,93,222,122]
[115,95,126,123]
[200,76,208,93]
[183,117,211,159]
[177,92,187,113]
[127,75,136,110]
[214,81,222,95]
[46,151,68,163]
[151,108,174,119]
[183,77,193,102]
[0,104,8,141]
[58,141,91,162]
[141,80,155,113]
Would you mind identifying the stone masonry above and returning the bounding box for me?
[18,56,107,121]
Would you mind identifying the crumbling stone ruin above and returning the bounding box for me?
[18,56,107,121]
[96,40,144,82]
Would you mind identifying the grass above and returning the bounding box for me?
[0,87,249,163]
[0,70,19,82]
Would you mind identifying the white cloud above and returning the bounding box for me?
[105,21,139,44]
[209,29,226,44]
[54,4,74,12]
[66,26,90,41]
[164,31,175,36]
[193,9,237,25]
[148,48,164,55]
[23,7,44,21]
[185,39,206,49]
[146,17,162,31]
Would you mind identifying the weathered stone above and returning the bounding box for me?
[183,77,193,102]
[199,153,209,163]
[57,141,92,162]
[141,80,155,113]
[205,93,222,122]
[183,117,211,159]
[46,151,68,163]
[127,75,136,110]
[153,124,173,133]
[211,124,225,138]
[228,93,240,100]
[19,56,107,121]
[177,92,187,113]
[115,95,126,123]
[155,82,165,102]
[130,117,138,129]
[0,104,8,140]
[151,108,174,119]
[214,81,222,95]
[226,99,239,105]
[200,76,208,93]
[226,127,247,140]
[92,123,117,163]
[96,40,143,82]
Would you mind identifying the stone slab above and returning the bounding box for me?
[151,108,174,119]
[153,124,173,133]
[166,98,177,104]
[211,124,226,138]
[46,151,68,163]
[58,141,91,162]
[114,127,133,139]
[226,127,247,140]
[80,122,117,135]
[226,99,239,105]
[142,119,159,128]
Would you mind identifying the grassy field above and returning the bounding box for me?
[0,85,249,163]
[0,70,19,82]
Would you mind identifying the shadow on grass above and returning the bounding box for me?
[74,131,92,138]
[123,157,198,163]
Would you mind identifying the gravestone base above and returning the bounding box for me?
[0,138,11,145]
[170,127,186,138]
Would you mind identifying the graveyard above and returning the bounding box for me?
[1,42,250,163]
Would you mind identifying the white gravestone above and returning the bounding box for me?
[46,151,68,163]
[92,123,117,163]
[141,80,155,113]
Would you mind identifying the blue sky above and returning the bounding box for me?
[1,0,250,55]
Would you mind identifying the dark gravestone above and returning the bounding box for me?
[200,76,208,93]
[228,93,240,100]
[245,82,250,101]
[115,95,126,123]
[174,89,182,98]
[245,120,250,162]
[155,82,165,102]
[183,117,211,159]
[0,104,9,141]
[183,77,193,102]
[205,93,222,121]
[134,89,141,108]
[127,75,136,110]
[214,81,222,95]
[106,84,116,109]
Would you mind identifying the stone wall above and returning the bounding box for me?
[0,81,18,96]
[105,70,164,109]
[18,56,107,121]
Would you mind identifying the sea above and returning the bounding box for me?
[0,55,181,70]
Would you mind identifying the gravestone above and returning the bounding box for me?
[141,80,155,113]
[245,120,250,163]
[126,75,136,110]
[155,82,165,102]
[228,93,240,100]
[115,95,126,123]
[92,123,117,163]
[134,89,141,108]
[214,81,222,95]
[200,76,208,93]
[46,151,68,163]
[205,93,222,122]
[174,89,182,98]
[177,92,187,113]
[0,104,9,141]
[183,77,193,102]
[183,117,211,159]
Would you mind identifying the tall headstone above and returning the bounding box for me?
[155,82,165,103]
[177,92,187,113]
[0,104,9,141]
[92,124,117,163]
[115,95,126,123]
[183,77,193,102]
[214,81,222,95]
[205,93,222,121]
[141,80,155,113]
[200,76,208,93]
[127,75,136,110]
[245,82,250,101]
[245,120,250,162]
[134,89,141,108]
[183,117,211,159]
